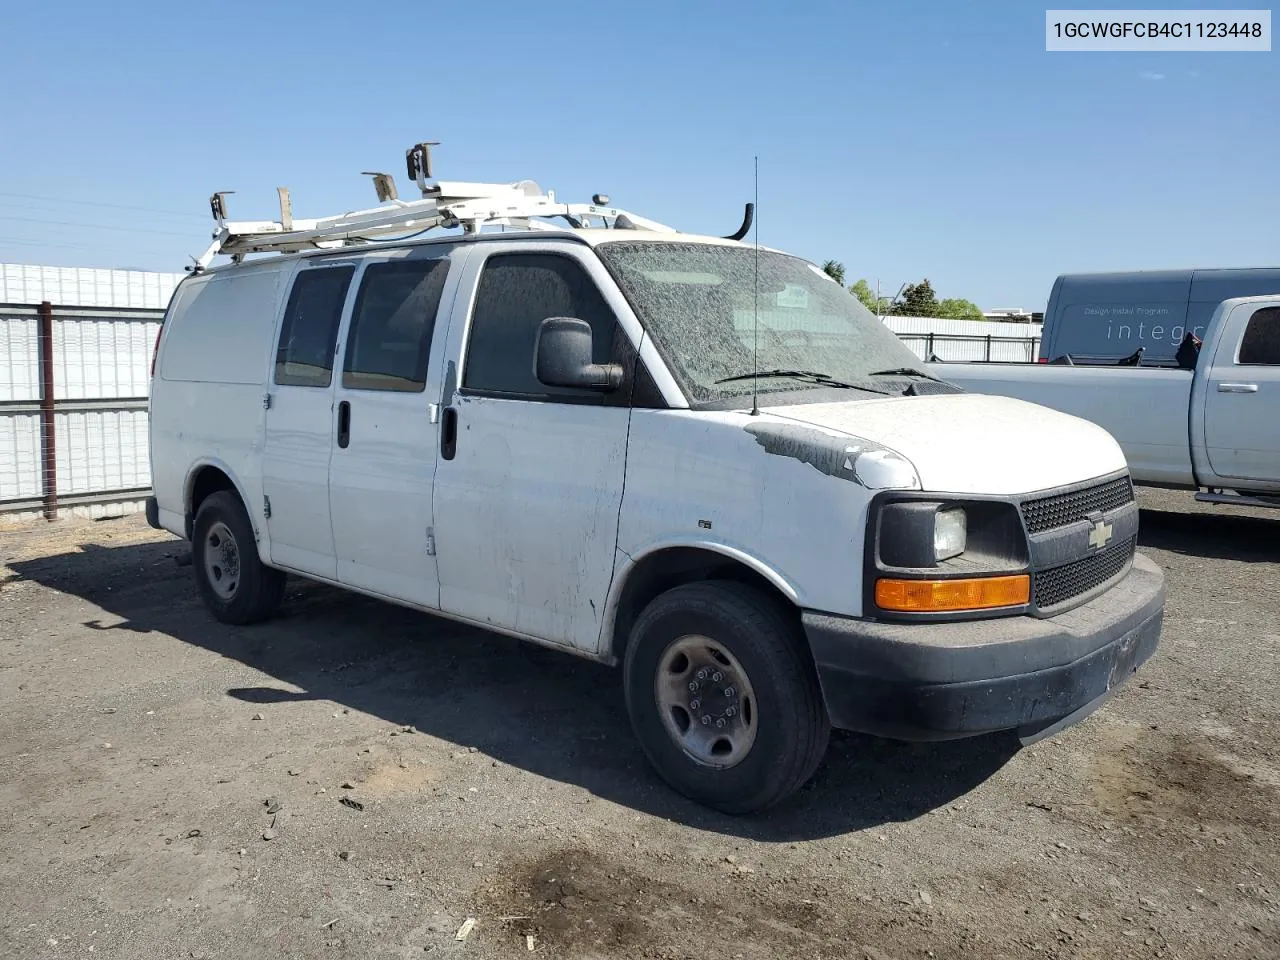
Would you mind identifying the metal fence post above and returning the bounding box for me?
[37,300,58,521]
[984,334,991,362]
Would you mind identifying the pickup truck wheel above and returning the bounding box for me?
[623,581,830,814]
[192,491,286,625]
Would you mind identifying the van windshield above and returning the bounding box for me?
[595,240,930,404]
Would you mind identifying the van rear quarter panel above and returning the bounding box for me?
[614,409,870,627]
[150,263,289,534]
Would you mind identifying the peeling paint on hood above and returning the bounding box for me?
[744,421,921,489]
[762,393,1128,496]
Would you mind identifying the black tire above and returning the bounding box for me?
[623,580,831,814]
[191,490,286,625]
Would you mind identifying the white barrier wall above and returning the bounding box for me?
[0,263,183,310]
[0,263,180,520]
[882,315,1043,362]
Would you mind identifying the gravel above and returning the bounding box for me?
[0,488,1276,959]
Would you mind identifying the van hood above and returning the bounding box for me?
[761,393,1127,496]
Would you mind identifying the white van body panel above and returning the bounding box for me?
[429,239,641,652]
[258,259,353,578]
[765,394,1127,496]
[614,408,872,626]
[150,262,287,542]
[326,245,462,609]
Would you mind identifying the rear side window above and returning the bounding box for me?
[275,266,355,387]
[344,258,450,392]
[463,253,616,399]
[1239,307,1280,365]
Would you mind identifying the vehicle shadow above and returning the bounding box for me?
[10,538,1020,842]
[1138,507,1280,563]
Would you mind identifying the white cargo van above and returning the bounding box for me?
[147,158,1165,812]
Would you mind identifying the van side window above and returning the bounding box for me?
[344,258,449,392]
[274,266,355,387]
[1239,307,1280,365]
[463,253,616,399]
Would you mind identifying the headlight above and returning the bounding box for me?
[869,496,1029,618]
[933,508,967,561]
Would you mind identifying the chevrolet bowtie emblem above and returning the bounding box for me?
[1088,518,1114,550]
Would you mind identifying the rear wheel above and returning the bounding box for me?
[192,491,286,625]
[623,581,830,814]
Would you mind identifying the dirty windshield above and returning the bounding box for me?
[596,241,928,403]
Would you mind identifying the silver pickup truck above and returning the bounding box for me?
[931,295,1280,509]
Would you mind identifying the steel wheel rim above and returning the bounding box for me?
[203,521,241,601]
[654,634,758,769]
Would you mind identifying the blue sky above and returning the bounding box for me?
[0,0,1275,310]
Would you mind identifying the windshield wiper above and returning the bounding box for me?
[714,368,865,388]
[866,367,944,382]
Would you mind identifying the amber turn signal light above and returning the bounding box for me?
[875,574,1030,612]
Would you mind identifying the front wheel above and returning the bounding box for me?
[623,581,830,814]
[192,491,286,625]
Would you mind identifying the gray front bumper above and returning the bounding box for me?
[802,553,1165,741]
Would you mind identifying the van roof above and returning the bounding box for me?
[1058,266,1280,285]
[196,228,789,276]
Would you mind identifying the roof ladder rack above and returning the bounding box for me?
[193,140,678,270]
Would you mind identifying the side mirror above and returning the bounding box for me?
[534,317,624,391]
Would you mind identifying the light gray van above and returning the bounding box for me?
[1040,267,1280,364]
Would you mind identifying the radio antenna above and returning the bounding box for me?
[750,155,760,417]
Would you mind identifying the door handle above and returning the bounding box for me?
[337,400,351,448]
[440,406,458,460]
[1217,382,1259,393]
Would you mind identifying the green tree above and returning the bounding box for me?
[894,279,939,317]
[820,259,846,286]
[935,297,984,321]
[849,278,887,314]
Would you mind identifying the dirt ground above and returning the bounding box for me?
[1,488,1277,960]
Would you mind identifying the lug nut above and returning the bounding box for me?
[711,671,723,683]
[723,686,735,698]
[725,706,737,718]
[690,698,701,711]
[687,681,699,692]
[715,718,726,728]
[700,716,711,726]
[696,668,709,681]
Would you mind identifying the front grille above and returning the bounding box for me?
[1021,475,1135,534]
[1033,536,1136,609]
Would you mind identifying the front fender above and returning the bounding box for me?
[598,537,801,659]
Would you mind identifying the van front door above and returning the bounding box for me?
[261,263,356,579]
[431,246,633,651]
[327,248,456,607]
[1203,300,1280,485]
